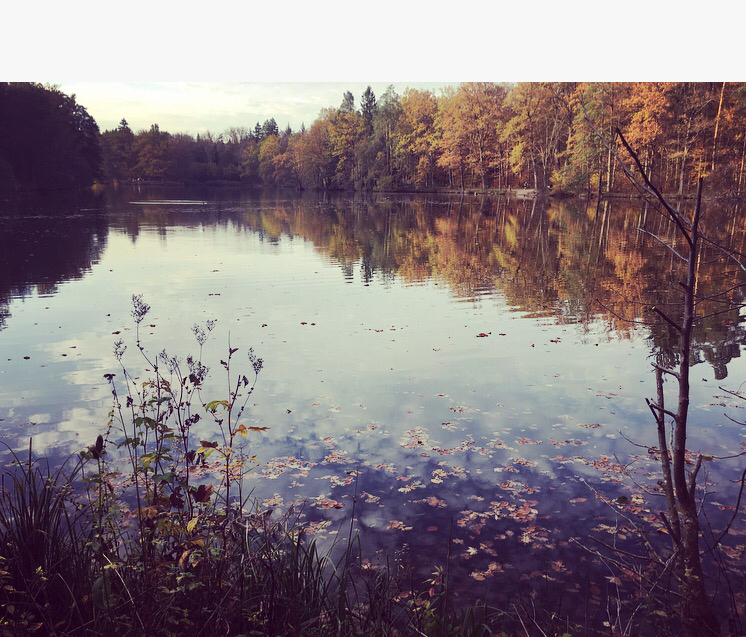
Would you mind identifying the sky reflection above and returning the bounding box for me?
[0,187,744,614]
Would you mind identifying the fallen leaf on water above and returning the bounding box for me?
[387,520,413,531]
[470,562,503,581]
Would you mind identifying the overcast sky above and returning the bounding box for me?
[57,82,459,135]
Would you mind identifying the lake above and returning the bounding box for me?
[1,186,744,613]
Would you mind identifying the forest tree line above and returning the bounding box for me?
[3,82,746,195]
[0,83,102,191]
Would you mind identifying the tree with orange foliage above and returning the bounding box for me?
[437,83,507,191]
[503,83,573,192]
[395,89,439,188]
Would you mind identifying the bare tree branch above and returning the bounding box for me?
[717,386,746,401]
[646,399,679,422]
[695,281,746,301]
[699,233,746,273]
[637,226,688,261]
[704,468,746,552]
[723,414,746,427]
[594,298,655,326]
[652,363,680,380]
[652,307,682,333]
[688,454,703,498]
[615,128,693,245]
[694,305,746,323]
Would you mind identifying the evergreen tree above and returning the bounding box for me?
[361,86,377,136]
[262,118,279,137]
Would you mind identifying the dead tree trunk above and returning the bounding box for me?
[620,142,720,635]
[668,179,719,636]
[582,99,745,635]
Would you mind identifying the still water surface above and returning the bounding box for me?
[1,186,744,604]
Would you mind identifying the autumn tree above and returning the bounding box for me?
[329,107,365,189]
[240,138,261,184]
[561,84,607,193]
[436,83,507,190]
[225,126,251,145]
[435,87,469,190]
[395,88,440,188]
[370,85,402,187]
[169,133,202,180]
[661,83,718,196]
[259,134,281,185]
[621,82,671,182]
[727,84,746,194]
[561,83,630,195]
[503,82,573,192]
[296,109,336,189]
[272,145,299,187]
[133,124,173,181]
[100,118,137,182]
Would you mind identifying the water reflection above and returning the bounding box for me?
[0,190,108,330]
[93,187,746,376]
[0,186,744,616]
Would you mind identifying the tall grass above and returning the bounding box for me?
[0,443,95,634]
[0,447,535,636]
